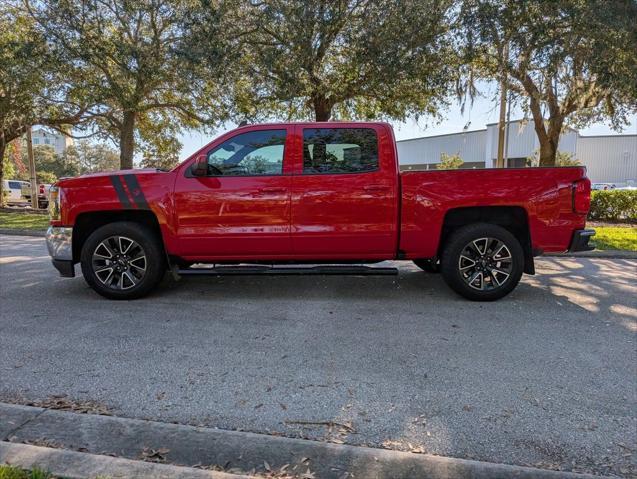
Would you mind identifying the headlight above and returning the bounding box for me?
[49,186,61,220]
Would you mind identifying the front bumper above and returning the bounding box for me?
[46,226,75,277]
[568,229,596,252]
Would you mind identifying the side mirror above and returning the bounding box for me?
[191,156,208,177]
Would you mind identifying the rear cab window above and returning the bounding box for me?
[302,128,379,175]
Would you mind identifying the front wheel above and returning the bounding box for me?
[80,221,166,300]
[440,223,524,301]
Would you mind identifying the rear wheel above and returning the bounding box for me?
[440,223,524,301]
[413,258,439,273]
[80,221,166,300]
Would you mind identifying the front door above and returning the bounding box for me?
[173,127,292,259]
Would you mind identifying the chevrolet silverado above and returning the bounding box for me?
[46,122,594,301]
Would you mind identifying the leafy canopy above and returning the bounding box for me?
[224,0,456,121]
[26,0,229,169]
[459,0,637,166]
[0,3,86,203]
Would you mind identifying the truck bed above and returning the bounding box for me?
[399,166,589,258]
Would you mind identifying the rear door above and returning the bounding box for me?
[289,124,398,258]
[173,127,293,258]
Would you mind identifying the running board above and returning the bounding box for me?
[178,265,398,276]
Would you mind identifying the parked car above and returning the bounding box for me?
[21,182,52,209]
[45,122,594,301]
[2,180,30,205]
[592,183,616,191]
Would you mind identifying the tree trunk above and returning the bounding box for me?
[538,141,557,167]
[0,137,6,207]
[538,118,563,167]
[119,110,136,170]
[312,95,332,121]
[528,104,561,167]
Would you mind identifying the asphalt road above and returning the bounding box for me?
[1,234,635,477]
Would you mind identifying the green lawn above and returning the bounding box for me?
[0,211,49,230]
[0,465,51,479]
[593,226,637,251]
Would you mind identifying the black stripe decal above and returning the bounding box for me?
[110,175,132,208]
[122,174,150,210]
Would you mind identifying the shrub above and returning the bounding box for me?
[588,190,637,222]
[527,150,581,166]
[437,152,463,170]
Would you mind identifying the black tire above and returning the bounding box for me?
[440,223,524,301]
[80,221,166,300]
[413,258,440,273]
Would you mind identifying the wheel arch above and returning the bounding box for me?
[439,206,535,274]
[72,210,165,263]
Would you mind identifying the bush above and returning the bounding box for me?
[588,190,637,222]
[437,152,463,170]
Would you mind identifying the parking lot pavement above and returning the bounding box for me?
[1,234,635,477]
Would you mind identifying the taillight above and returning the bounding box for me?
[39,184,45,195]
[573,178,591,214]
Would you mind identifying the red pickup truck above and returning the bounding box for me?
[46,122,594,301]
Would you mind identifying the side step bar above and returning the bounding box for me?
[178,265,398,276]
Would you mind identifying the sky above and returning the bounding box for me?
[177,87,637,161]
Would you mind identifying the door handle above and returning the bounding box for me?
[258,187,287,194]
[364,185,390,192]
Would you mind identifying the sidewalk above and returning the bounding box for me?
[1,403,602,479]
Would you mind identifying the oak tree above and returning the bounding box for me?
[220,0,455,122]
[26,0,228,169]
[460,0,637,166]
[0,4,86,203]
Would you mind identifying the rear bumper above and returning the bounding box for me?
[46,226,75,277]
[568,229,596,252]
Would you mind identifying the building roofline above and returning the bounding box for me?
[397,119,635,143]
[485,118,583,134]
[578,134,637,138]
[396,128,486,142]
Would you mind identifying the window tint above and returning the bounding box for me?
[303,128,378,174]
[204,129,286,176]
[8,181,21,189]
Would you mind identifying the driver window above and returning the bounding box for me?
[206,129,286,176]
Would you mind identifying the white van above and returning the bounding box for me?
[2,180,30,205]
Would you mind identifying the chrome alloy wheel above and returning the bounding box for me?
[458,237,513,291]
[91,236,147,290]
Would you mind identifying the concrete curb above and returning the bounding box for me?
[0,229,46,237]
[0,403,601,479]
[0,441,250,479]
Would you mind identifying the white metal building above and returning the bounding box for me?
[397,119,637,185]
